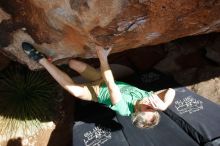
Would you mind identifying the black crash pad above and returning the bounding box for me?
[129,70,220,146]
[73,99,198,146]
[165,87,220,145]
[73,119,129,146]
[116,112,199,146]
[73,100,128,146]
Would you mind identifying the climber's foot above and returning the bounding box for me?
[22,42,45,62]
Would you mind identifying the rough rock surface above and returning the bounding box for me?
[0,53,10,71]
[1,0,220,69]
[205,36,220,64]
[155,33,220,104]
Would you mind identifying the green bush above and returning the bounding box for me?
[0,63,59,137]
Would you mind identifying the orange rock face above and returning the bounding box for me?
[0,0,220,69]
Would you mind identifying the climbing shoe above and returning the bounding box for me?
[22,42,45,62]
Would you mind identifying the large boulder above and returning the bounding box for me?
[0,0,220,69]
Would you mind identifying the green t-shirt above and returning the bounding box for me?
[97,81,152,116]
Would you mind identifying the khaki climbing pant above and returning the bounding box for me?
[80,65,103,102]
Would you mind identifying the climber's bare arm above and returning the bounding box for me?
[96,46,122,105]
[39,58,93,101]
[149,88,176,111]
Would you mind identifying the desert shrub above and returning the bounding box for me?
[0,63,59,137]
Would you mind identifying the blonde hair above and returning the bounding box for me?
[131,111,160,128]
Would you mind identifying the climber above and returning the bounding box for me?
[22,42,175,128]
